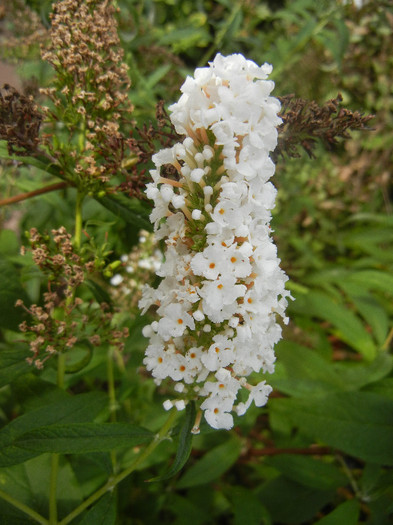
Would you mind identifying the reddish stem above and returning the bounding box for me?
[244,445,332,458]
[0,181,69,206]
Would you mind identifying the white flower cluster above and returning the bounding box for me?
[139,54,290,430]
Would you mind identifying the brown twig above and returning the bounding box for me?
[244,445,332,458]
[0,181,69,206]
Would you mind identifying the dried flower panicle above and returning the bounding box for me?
[275,93,374,160]
[118,101,182,198]
[16,227,129,369]
[40,0,134,190]
[0,84,43,156]
[0,0,47,61]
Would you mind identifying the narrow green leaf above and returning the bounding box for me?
[340,285,389,348]
[333,353,393,390]
[0,258,30,331]
[230,486,271,525]
[292,290,376,359]
[16,423,153,454]
[84,279,112,306]
[150,401,195,481]
[145,64,172,89]
[315,499,360,525]
[0,230,19,256]
[97,193,152,230]
[12,374,69,412]
[271,341,346,396]
[347,270,393,295]
[0,141,66,180]
[274,392,393,465]
[78,493,116,525]
[366,378,393,401]
[177,437,242,489]
[166,493,210,525]
[0,392,107,467]
[0,345,31,388]
[266,455,347,491]
[257,476,334,525]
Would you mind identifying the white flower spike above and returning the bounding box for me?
[139,53,290,430]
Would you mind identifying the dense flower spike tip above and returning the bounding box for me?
[139,53,291,430]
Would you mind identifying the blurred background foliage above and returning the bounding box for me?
[0,0,392,524]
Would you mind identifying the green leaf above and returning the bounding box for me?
[365,378,393,401]
[0,345,31,388]
[166,493,210,525]
[266,455,347,491]
[315,499,360,525]
[230,486,271,525]
[273,392,393,465]
[145,64,172,89]
[12,374,69,412]
[346,270,393,295]
[97,193,152,230]
[333,353,393,390]
[0,230,19,256]
[0,258,30,331]
[271,341,346,396]
[0,454,82,520]
[257,476,334,525]
[176,436,242,489]
[16,423,153,454]
[292,290,376,359]
[78,493,116,525]
[0,141,66,180]
[0,392,107,466]
[84,279,112,307]
[342,289,389,348]
[150,401,195,482]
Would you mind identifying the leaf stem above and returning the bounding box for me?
[0,489,49,525]
[0,182,69,207]
[382,326,393,351]
[74,191,84,250]
[58,408,178,525]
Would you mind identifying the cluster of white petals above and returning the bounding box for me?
[139,53,290,430]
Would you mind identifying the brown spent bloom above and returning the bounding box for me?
[118,101,181,198]
[16,226,129,369]
[0,84,43,155]
[274,93,374,160]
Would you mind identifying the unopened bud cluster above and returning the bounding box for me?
[140,54,290,430]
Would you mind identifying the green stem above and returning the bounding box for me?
[0,489,49,525]
[58,408,178,525]
[49,352,66,524]
[57,352,66,390]
[107,348,117,422]
[107,347,118,470]
[381,326,393,351]
[336,453,362,499]
[74,191,84,250]
[49,454,60,525]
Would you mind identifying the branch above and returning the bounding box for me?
[0,181,69,207]
[243,445,332,459]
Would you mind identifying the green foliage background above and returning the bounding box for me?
[0,0,392,524]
